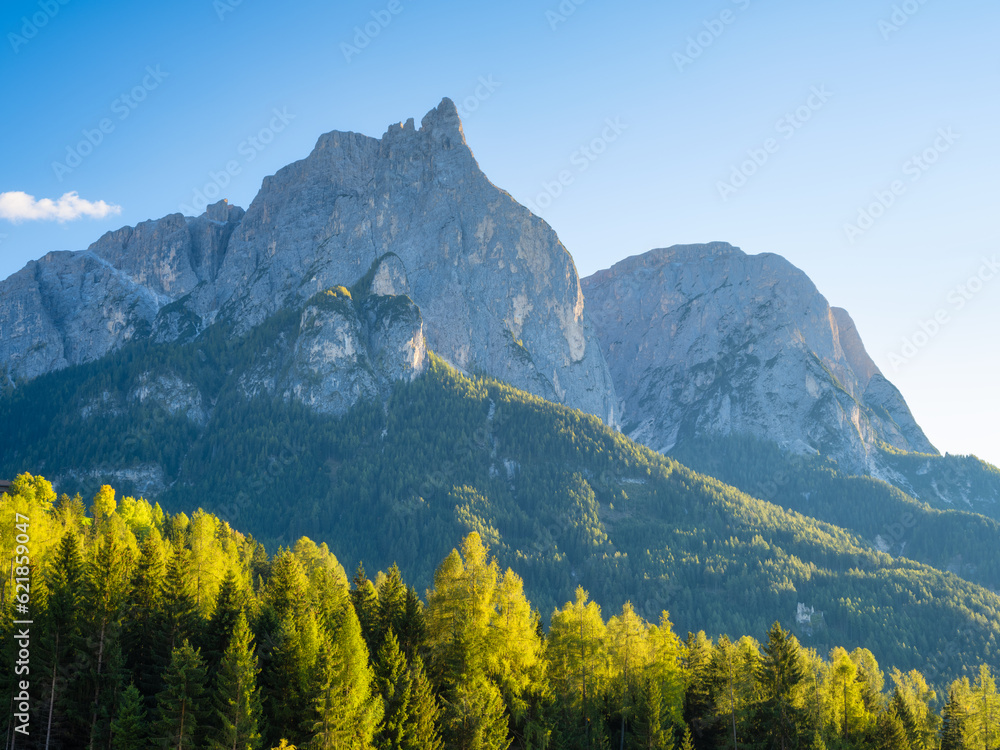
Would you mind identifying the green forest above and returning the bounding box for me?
[3,297,1000,690]
[2,474,999,750]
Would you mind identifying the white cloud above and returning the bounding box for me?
[0,191,122,223]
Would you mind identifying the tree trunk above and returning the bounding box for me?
[88,618,107,750]
[45,633,59,750]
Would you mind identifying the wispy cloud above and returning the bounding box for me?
[0,191,122,223]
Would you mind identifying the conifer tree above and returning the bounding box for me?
[969,665,999,750]
[84,525,133,749]
[126,528,168,700]
[754,623,806,750]
[206,569,247,670]
[159,546,201,656]
[41,530,85,749]
[941,683,969,750]
[90,485,117,525]
[267,549,310,622]
[374,630,412,750]
[376,564,408,648]
[111,683,148,750]
[634,675,672,750]
[310,604,381,749]
[873,705,910,750]
[351,562,380,655]
[443,674,510,750]
[546,587,609,748]
[210,612,262,750]
[402,655,443,750]
[153,640,207,750]
[679,725,695,750]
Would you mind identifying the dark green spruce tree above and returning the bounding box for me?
[209,612,262,750]
[374,630,412,750]
[111,683,148,750]
[153,640,207,750]
[753,623,806,750]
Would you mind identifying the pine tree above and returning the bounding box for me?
[397,588,426,661]
[633,676,672,750]
[753,622,806,750]
[206,569,247,670]
[402,655,443,750]
[125,528,167,699]
[153,640,207,750]
[311,605,383,750]
[158,546,201,656]
[84,525,133,749]
[266,549,310,623]
[111,683,147,750]
[41,530,85,749]
[210,612,262,750]
[374,630,412,750]
[679,725,695,750]
[376,564,408,648]
[443,674,510,750]
[873,705,910,750]
[941,688,967,750]
[351,562,380,656]
[683,631,715,746]
[259,612,312,747]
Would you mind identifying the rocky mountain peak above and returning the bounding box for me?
[0,102,616,424]
[582,243,936,473]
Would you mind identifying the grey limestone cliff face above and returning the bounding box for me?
[0,100,616,424]
[212,98,616,424]
[581,242,936,474]
[0,201,244,383]
[281,284,426,417]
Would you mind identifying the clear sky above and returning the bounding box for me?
[2,0,998,467]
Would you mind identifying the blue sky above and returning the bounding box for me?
[2,0,998,467]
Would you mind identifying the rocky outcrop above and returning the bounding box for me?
[581,242,936,474]
[212,99,616,424]
[282,283,426,416]
[0,102,615,424]
[0,201,244,382]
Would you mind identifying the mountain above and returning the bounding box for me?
[0,98,616,424]
[580,242,1000,515]
[581,243,935,472]
[3,332,1000,687]
[3,100,1000,686]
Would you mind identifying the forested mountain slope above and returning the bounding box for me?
[2,476,999,750]
[2,296,999,687]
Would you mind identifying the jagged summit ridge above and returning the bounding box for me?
[581,242,935,474]
[0,100,617,424]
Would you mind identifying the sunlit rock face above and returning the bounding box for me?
[582,242,936,474]
[1,100,617,424]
